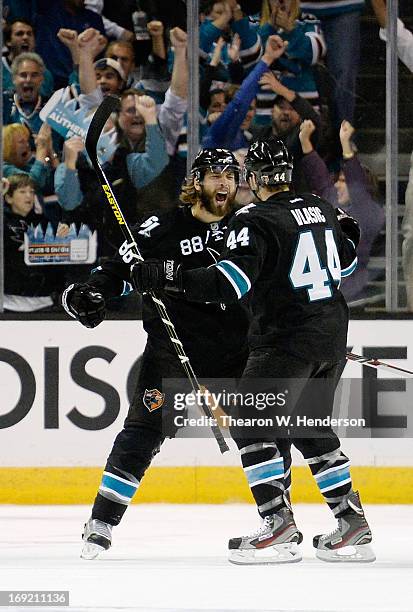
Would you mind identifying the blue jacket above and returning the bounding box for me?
[202,59,270,150]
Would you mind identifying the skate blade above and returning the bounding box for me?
[229,542,302,565]
[80,542,107,560]
[316,543,376,563]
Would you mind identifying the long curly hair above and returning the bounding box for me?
[179,176,200,206]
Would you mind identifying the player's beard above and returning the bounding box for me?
[200,186,235,218]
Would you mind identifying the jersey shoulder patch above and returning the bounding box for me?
[134,207,179,239]
[235,203,257,216]
[137,215,161,238]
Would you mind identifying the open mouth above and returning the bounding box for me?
[131,120,144,127]
[21,44,30,52]
[22,84,34,95]
[215,191,229,206]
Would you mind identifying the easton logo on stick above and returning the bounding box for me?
[102,184,125,225]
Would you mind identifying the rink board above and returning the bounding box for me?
[0,319,413,504]
[0,465,412,504]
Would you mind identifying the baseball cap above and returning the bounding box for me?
[94,58,126,82]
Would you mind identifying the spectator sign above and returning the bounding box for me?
[24,223,97,265]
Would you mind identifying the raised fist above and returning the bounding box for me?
[299,119,316,142]
[57,29,78,51]
[263,35,288,65]
[147,20,164,37]
[135,94,157,124]
[78,28,107,58]
[170,27,188,49]
[339,120,355,143]
[64,136,85,169]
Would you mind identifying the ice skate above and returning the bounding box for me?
[228,507,303,565]
[80,518,112,560]
[313,491,375,562]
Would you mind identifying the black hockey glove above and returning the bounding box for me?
[131,259,183,293]
[61,283,106,328]
[336,208,360,248]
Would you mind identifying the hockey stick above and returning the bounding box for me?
[346,352,413,378]
[85,95,229,453]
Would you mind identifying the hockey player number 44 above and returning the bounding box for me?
[289,229,341,301]
[226,227,250,250]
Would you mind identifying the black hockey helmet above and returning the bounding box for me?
[191,148,241,184]
[244,137,293,186]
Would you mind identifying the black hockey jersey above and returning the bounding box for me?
[85,206,250,370]
[183,191,358,361]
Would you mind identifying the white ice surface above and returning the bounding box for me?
[0,504,411,612]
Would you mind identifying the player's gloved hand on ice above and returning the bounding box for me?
[61,283,106,328]
[131,259,183,293]
[336,208,360,248]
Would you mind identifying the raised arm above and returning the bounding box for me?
[55,137,85,210]
[299,120,337,202]
[126,96,169,189]
[169,27,188,100]
[78,28,108,95]
[158,28,188,155]
[229,0,262,72]
[203,35,287,148]
[147,20,166,60]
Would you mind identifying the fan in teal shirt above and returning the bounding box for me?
[255,1,326,125]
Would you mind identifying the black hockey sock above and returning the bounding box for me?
[91,492,128,526]
[90,425,164,526]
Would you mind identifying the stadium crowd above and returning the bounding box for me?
[1,0,411,312]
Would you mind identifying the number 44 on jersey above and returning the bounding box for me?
[289,229,343,302]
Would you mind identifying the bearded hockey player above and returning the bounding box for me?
[62,148,251,559]
[133,137,375,565]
